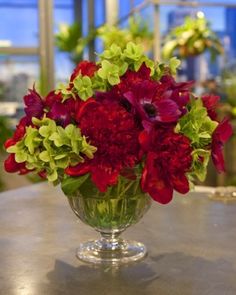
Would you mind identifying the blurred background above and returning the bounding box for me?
[0,0,236,191]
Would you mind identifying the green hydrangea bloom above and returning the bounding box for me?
[73,75,93,101]
[7,117,97,183]
[176,97,218,181]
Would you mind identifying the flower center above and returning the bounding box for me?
[143,103,157,117]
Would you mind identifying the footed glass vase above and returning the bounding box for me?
[67,183,151,265]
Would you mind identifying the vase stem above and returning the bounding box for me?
[98,232,126,251]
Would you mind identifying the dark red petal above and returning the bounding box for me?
[4,139,15,149]
[155,99,181,122]
[70,61,98,81]
[139,130,150,152]
[215,118,233,143]
[44,91,62,107]
[24,88,44,119]
[212,144,225,172]
[4,154,24,173]
[91,167,119,192]
[38,170,47,179]
[65,162,91,176]
[171,174,190,194]
[75,98,97,121]
[141,153,174,204]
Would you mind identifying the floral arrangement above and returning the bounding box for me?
[162,15,223,61]
[4,42,232,204]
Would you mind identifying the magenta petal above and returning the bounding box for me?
[155,99,181,122]
[47,102,71,127]
[24,88,44,119]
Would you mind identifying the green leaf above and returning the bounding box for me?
[15,152,27,163]
[47,170,58,182]
[190,149,210,182]
[169,57,181,75]
[39,151,50,162]
[61,174,89,196]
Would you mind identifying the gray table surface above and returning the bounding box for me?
[0,183,236,295]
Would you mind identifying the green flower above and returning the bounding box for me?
[177,98,218,148]
[123,42,143,62]
[7,117,97,183]
[73,75,93,101]
[176,98,218,182]
[97,60,120,86]
[56,82,74,102]
[100,43,122,60]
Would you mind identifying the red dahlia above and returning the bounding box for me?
[66,98,141,191]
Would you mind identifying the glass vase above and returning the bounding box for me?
[67,180,152,265]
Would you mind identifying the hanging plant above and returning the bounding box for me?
[162,15,224,61]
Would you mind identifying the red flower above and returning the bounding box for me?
[4,154,29,175]
[66,99,141,192]
[201,94,220,120]
[124,80,181,126]
[211,118,233,172]
[4,117,28,149]
[44,90,62,108]
[140,127,192,204]
[114,63,151,96]
[70,61,98,82]
[46,91,81,127]
[24,88,44,122]
[159,75,193,110]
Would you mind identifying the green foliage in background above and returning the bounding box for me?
[55,16,153,64]
[98,16,153,52]
[162,15,223,61]
[55,23,96,64]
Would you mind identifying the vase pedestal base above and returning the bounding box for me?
[76,238,147,265]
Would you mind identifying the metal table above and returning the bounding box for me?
[0,183,236,295]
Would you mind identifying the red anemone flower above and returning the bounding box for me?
[124,80,181,126]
